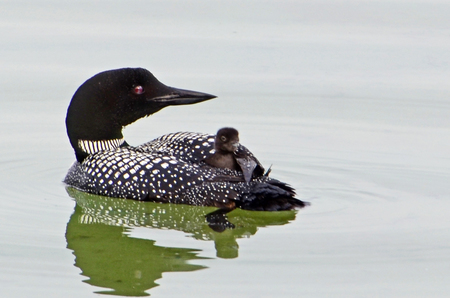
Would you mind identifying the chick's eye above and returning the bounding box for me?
[220,136,227,142]
[133,85,145,95]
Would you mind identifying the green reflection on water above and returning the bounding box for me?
[65,187,298,296]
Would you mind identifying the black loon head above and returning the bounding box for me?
[215,127,239,153]
[66,68,216,162]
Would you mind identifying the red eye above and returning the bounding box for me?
[133,85,145,95]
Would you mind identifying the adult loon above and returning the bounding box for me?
[64,68,307,211]
[204,127,263,183]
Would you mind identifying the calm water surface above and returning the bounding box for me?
[1,1,449,297]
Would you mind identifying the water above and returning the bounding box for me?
[1,1,450,297]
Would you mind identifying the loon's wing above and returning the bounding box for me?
[138,132,266,182]
[234,156,257,182]
[234,144,265,181]
[136,132,215,163]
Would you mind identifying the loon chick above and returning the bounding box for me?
[204,127,262,182]
[205,127,240,171]
[64,68,308,211]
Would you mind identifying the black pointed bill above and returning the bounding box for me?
[150,87,216,106]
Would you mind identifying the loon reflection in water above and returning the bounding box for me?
[66,187,298,295]
[64,68,307,218]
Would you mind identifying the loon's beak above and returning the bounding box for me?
[150,87,216,106]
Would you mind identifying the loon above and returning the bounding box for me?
[64,68,307,211]
[204,127,263,182]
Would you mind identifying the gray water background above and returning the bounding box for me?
[1,1,449,297]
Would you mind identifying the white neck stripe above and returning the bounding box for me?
[78,138,125,155]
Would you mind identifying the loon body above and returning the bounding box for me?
[64,68,307,211]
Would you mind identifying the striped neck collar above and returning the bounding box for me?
[78,138,125,155]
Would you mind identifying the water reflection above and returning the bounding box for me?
[65,187,298,296]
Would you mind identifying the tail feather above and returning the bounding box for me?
[237,180,308,211]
